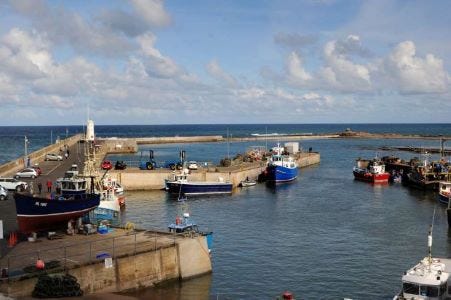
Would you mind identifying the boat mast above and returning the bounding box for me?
[428,207,436,266]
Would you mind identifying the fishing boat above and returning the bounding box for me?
[14,176,100,233]
[438,181,451,204]
[394,225,451,300]
[265,144,298,183]
[165,171,232,196]
[101,176,125,207]
[353,158,390,184]
[168,211,213,252]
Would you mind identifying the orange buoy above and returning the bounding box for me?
[36,259,45,270]
[175,216,181,225]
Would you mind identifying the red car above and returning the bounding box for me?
[101,160,113,170]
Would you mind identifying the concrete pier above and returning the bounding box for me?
[0,228,211,298]
[108,152,320,191]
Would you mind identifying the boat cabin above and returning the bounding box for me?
[397,257,451,300]
[168,213,199,233]
[270,155,296,169]
[368,161,386,174]
[56,177,89,199]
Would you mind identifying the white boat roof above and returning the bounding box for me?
[402,257,451,286]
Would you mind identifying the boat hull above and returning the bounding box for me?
[166,182,232,195]
[353,170,390,183]
[266,165,298,183]
[439,192,450,205]
[14,193,100,233]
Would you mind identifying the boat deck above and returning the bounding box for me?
[0,228,186,279]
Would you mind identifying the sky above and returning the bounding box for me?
[0,0,450,125]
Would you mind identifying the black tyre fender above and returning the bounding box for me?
[169,164,176,170]
[146,162,153,170]
[0,195,5,201]
[16,185,24,192]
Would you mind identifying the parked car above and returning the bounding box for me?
[0,185,8,201]
[101,160,113,170]
[15,168,38,179]
[0,178,28,191]
[187,161,198,170]
[45,153,63,161]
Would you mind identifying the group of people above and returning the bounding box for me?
[36,180,61,194]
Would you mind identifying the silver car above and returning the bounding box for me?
[0,185,8,201]
[45,153,63,161]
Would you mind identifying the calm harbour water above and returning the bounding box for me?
[2,124,451,299]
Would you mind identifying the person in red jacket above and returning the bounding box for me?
[46,180,52,193]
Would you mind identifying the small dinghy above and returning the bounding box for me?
[240,178,257,187]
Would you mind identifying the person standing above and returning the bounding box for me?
[37,182,42,194]
[46,180,52,193]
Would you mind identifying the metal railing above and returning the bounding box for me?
[0,230,188,280]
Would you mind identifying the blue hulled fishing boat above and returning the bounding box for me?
[265,144,298,183]
[165,171,232,196]
[14,176,100,233]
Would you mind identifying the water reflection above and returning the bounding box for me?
[120,273,212,300]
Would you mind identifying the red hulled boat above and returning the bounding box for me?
[353,158,390,184]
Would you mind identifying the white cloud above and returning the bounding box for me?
[382,41,448,94]
[206,60,238,87]
[0,28,50,79]
[137,32,181,78]
[130,0,171,27]
[286,52,312,84]
[319,35,371,92]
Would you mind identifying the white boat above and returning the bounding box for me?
[394,227,451,300]
[438,181,451,204]
[93,175,125,221]
[239,179,257,187]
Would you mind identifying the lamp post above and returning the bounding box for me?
[24,136,29,167]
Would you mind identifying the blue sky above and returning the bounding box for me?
[0,0,450,125]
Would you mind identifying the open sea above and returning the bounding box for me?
[2,123,451,299]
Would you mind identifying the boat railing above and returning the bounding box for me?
[0,228,203,281]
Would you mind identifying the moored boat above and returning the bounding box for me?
[239,178,257,187]
[168,212,213,252]
[265,144,298,183]
[438,181,451,204]
[14,177,100,233]
[394,227,451,300]
[353,158,390,184]
[165,171,232,196]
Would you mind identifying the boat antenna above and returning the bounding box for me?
[428,207,437,265]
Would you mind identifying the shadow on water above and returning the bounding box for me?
[120,274,213,300]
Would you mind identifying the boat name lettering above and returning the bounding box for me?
[34,202,48,207]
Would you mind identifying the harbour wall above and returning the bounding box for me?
[0,134,83,177]
[109,153,320,190]
[0,235,211,298]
